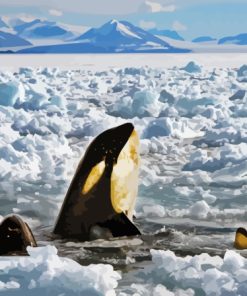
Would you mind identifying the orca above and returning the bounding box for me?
[54,123,141,240]
[234,227,247,250]
[0,214,37,255]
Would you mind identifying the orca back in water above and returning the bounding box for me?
[54,123,141,240]
[0,214,37,255]
[234,227,247,249]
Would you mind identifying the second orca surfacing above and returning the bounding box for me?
[53,123,141,241]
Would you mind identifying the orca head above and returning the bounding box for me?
[81,123,140,218]
[0,215,36,255]
[83,122,135,167]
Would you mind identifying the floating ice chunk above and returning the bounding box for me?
[150,248,247,296]
[88,78,108,94]
[0,245,121,296]
[176,97,214,117]
[181,62,202,73]
[184,143,247,172]
[120,67,143,76]
[229,89,246,101]
[201,106,228,121]
[143,118,204,139]
[153,284,175,296]
[124,284,195,296]
[237,64,247,81]
[159,106,179,117]
[159,89,175,104]
[201,190,217,204]
[189,200,210,219]
[142,204,166,218]
[49,95,65,109]
[143,118,172,138]
[132,90,161,117]
[109,89,162,118]
[223,250,245,272]
[202,268,235,296]
[41,67,59,78]
[19,67,33,77]
[0,80,25,107]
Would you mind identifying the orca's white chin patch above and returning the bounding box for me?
[111,129,140,220]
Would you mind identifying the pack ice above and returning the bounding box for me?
[0,62,247,295]
[0,63,247,224]
[0,245,120,296]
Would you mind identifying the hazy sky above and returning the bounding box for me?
[0,0,246,39]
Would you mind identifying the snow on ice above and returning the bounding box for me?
[0,61,247,295]
[0,62,246,224]
[0,245,120,296]
[147,248,247,296]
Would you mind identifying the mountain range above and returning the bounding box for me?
[218,33,247,45]
[0,31,32,48]
[17,19,189,53]
[13,19,75,41]
[0,17,8,28]
[192,36,217,43]
[0,16,246,53]
[149,29,184,41]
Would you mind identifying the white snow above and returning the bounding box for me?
[116,22,142,40]
[0,245,121,296]
[1,54,247,71]
[1,57,247,295]
[0,62,246,228]
[148,249,247,296]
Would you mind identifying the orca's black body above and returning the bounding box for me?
[0,215,37,255]
[54,123,141,240]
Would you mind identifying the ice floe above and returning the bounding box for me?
[148,248,247,296]
[0,245,120,296]
[0,62,246,232]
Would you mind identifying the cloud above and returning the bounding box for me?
[49,9,63,17]
[0,0,144,15]
[2,13,36,23]
[172,20,187,31]
[139,20,156,29]
[0,0,178,15]
[141,1,176,13]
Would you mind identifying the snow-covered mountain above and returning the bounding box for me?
[13,19,75,41]
[18,19,190,53]
[218,33,247,45]
[192,36,217,43]
[0,31,32,47]
[0,17,8,28]
[2,17,27,28]
[74,19,186,52]
[149,29,184,41]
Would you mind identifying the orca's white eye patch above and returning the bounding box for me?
[82,160,106,194]
[110,130,140,218]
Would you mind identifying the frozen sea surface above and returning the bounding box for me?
[0,55,247,295]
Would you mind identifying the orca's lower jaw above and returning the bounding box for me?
[88,214,141,241]
[97,213,141,238]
